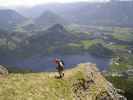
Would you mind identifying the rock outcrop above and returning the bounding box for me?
[72,63,127,100]
[0,65,8,76]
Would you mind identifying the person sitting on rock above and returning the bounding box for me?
[54,58,64,78]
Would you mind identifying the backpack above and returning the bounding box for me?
[61,60,64,66]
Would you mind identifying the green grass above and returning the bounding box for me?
[0,63,110,100]
[112,32,133,41]
[80,39,105,50]
[0,65,86,100]
[107,44,128,50]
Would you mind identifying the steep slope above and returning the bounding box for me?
[30,24,77,43]
[0,9,26,30]
[35,11,68,27]
[0,63,126,100]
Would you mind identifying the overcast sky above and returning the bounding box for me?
[0,0,109,7]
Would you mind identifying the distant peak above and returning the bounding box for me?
[0,9,24,17]
[0,9,17,13]
[39,10,58,18]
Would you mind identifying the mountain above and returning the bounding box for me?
[16,2,91,18]
[0,9,26,30]
[18,1,133,27]
[29,24,77,44]
[21,24,79,55]
[35,10,68,27]
[73,1,133,27]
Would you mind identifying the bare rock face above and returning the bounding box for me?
[0,65,8,76]
[72,63,127,100]
[104,82,127,100]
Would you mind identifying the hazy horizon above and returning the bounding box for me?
[0,0,110,7]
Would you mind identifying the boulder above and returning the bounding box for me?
[0,65,8,76]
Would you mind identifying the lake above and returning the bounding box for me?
[10,54,111,72]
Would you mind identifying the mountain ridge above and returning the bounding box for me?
[0,63,126,100]
[16,1,133,27]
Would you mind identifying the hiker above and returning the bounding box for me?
[54,58,65,78]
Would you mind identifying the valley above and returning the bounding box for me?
[0,1,133,99]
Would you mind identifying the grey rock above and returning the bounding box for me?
[0,65,8,75]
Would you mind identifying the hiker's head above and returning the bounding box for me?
[53,58,60,64]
